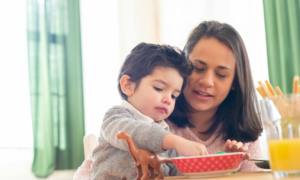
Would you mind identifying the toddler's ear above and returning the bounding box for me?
[120,75,135,97]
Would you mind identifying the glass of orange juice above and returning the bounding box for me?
[261,94,300,179]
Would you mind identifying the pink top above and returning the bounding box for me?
[73,121,262,180]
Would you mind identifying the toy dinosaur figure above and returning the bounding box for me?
[117,131,173,180]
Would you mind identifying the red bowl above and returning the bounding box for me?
[172,152,243,178]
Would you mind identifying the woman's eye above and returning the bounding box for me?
[171,95,176,99]
[217,73,226,78]
[194,68,204,72]
[154,87,162,91]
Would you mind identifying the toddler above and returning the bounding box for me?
[91,43,207,180]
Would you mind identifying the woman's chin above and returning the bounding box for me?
[194,107,212,112]
[189,103,218,113]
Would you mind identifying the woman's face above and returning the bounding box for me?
[183,37,236,113]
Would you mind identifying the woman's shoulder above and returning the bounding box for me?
[241,138,260,147]
[245,138,261,154]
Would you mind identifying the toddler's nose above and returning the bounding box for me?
[162,95,171,105]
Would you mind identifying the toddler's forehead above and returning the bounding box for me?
[148,66,179,77]
[147,67,183,84]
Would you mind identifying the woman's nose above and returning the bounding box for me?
[199,71,214,87]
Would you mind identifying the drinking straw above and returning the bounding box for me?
[265,81,285,116]
[256,87,266,98]
[265,80,276,96]
[293,76,299,94]
[275,86,283,96]
[258,81,271,97]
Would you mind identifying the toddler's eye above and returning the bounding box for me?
[171,95,177,99]
[154,87,162,91]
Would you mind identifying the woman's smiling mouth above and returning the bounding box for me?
[193,90,213,100]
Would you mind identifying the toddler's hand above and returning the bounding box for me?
[220,139,250,160]
[175,138,208,157]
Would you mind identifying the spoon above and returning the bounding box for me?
[248,158,270,169]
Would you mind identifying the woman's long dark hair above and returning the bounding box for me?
[168,21,263,142]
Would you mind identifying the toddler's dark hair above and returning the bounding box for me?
[118,42,193,100]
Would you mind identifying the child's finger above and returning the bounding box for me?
[205,150,209,156]
[201,148,209,156]
[199,149,209,156]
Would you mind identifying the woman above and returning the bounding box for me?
[167,21,263,171]
[73,21,263,179]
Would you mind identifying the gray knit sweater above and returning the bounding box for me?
[91,103,180,180]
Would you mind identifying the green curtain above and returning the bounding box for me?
[26,0,85,177]
[263,0,300,94]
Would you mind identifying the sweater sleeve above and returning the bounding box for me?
[238,139,263,172]
[100,106,170,153]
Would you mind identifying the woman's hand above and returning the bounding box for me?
[220,139,250,160]
[162,134,208,156]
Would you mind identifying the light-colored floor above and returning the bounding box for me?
[0,148,76,180]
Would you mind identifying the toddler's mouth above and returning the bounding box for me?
[156,107,167,113]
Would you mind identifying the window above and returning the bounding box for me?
[0,1,33,148]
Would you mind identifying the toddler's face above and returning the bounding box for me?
[128,67,183,121]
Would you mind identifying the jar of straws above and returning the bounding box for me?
[258,76,300,179]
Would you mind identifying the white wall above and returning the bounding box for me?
[80,0,121,136]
